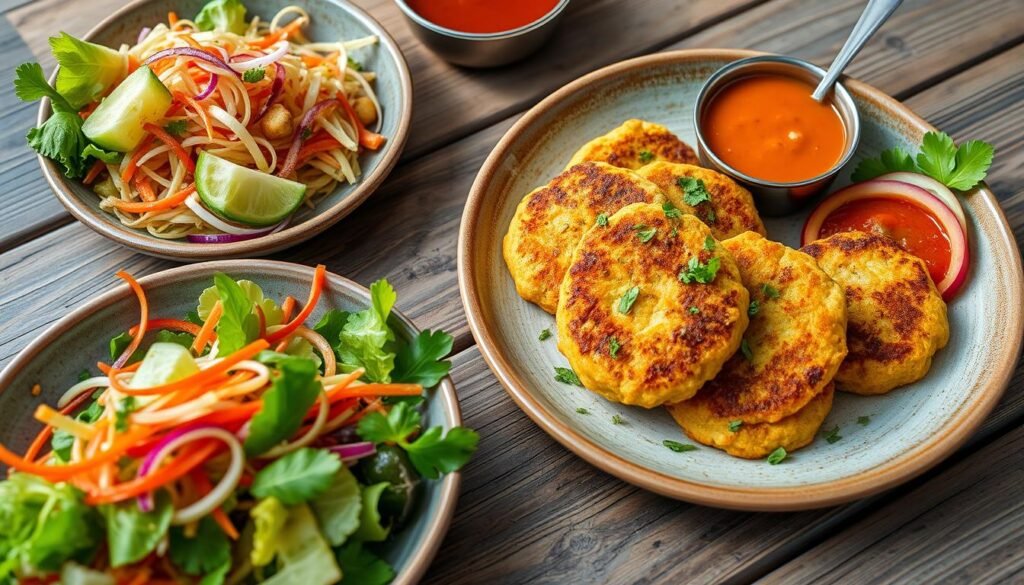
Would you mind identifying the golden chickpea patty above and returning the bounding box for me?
[801,230,950,395]
[556,205,749,408]
[566,119,699,170]
[503,162,666,314]
[680,232,847,427]
[635,162,766,239]
[668,384,834,459]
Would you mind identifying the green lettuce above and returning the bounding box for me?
[310,465,361,546]
[100,491,173,567]
[336,280,397,382]
[50,32,125,109]
[244,357,321,456]
[195,0,249,34]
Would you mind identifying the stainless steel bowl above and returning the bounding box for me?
[693,55,861,216]
[393,0,569,68]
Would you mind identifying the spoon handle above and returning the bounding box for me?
[812,0,903,102]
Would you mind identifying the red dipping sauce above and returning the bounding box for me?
[405,0,560,34]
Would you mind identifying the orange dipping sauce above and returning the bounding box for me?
[819,197,952,284]
[703,75,847,183]
[406,0,559,34]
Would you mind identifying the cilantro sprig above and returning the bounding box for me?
[851,131,994,191]
[357,402,479,479]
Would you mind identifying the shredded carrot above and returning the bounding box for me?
[120,135,155,184]
[330,384,423,399]
[143,123,195,173]
[266,265,326,343]
[114,271,149,368]
[0,426,153,482]
[98,360,141,375]
[176,91,214,139]
[280,296,296,322]
[83,159,106,185]
[127,54,141,75]
[337,95,385,150]
[112,184,195,214]
[168,11,178,25]
[297,136,342,163]
[135,175,157,202]
[129,318,203,337]
[251,18,304,48]
[255,304,267,339]
[191,301,222,354]
[21,387,96,463]
[86,441,220,504]
[301,54,324,67]
[108,339,269,396]
[193,471,240,540]
[124,567,151,585]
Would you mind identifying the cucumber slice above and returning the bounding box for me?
[195,151,306,227]
[131,342,199,388]
[82,65,172,152]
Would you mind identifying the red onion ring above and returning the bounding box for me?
[143,47,241,78]
[277,98,341,177]
[327,441,376,464]
[136,423,211,511]
[253,62,286,124]
[195,73,219,100]
[228,42,289,72]
[185,218,288,243]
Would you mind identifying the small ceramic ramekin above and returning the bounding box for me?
[393,0,570,68]
[693,55,861,216]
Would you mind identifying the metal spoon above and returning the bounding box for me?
[812,0,903,102]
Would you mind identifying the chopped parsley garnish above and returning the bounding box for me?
[748,300,760,317]
[662,202,683,219]
[850,131,994,191]
[612,414,624,425]
[704,208,717,224]
[663,440,697,453]
[554,367,583,387]
[678,257,721,284]
[163,120,187,136]
[618,286,640,314]
[633,224,657,243]
[761,283,780,299]
[576,407,590,415]
[639,150,655,163]
[740,339,753,362]
[608,336,621,359]
[857,415,871,426]
[347,57,363,72]
[688,306,700,315]
[767,447,787,465]
[242,67,266,83]
[728,420,742,433]
[596,213,609,227]
[538,328,552,341]
[677,176,711,206]
[670,227,679,237]
[703,235,716,251]
[823,426,842,444]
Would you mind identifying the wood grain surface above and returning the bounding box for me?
[0,0,1021,583]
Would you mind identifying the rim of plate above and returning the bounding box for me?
[37,0,413,262]
[457,48,1024,511]
[0,260,461,582]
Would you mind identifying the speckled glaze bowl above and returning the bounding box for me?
[458,49,1024,511]
[0,261,461,585]
[38,0,412,261]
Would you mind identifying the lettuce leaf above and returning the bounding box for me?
[353,482,390,542]
[335,541,394,585]
[169,517,231,575]
[251,448,341,505]
[50,32,125,109]
[244,357,322,456]
[309,465,361,546]
[335,280,397,382]
[259,505,341,585]
[211,274,260,355]
[100,491,173,567]
[195,0,249,34]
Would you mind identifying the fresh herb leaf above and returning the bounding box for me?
[335,279,397,383]
[608,336,621,359]
[823,426,842,444]
[761,283,780,299]
[77,369,92,382]
[596,213,609,227]
[662,201,683,218]
[309,465,361,546]
[14,62,74,111]
[164,119,188,136]
[538,328,552,341]
[244,357,322,456]
[663,440,697,453]
[851,147,916,182]
[767,447,787,465]
[851,131,994,190]
[728,420,742,432]
[639,150,654,163]
[358,402,478,479]
[857,415,871,426]
[335,541,395,585]
[114,396,136,432]
[242,67,266,83]
[554,366,583,387]
[740,339,753,362]
[633,224,657,243]
[101,492,173,567]
[704,207,717,224]
[703,235,716,251]
[612,414,624,425]
[212,274,260,355]
[27,110,89,179]
[251,448,342,505]
[677,176,711,206]
[49,32,125,109]
[392,329,453,388]
[678,256,720,284]
[357,401,419,444]
[312,309,350,345]
[346,57,364,72]
[170,517,231,575]
[194,0,248,34]
[81,143,121,164]
[688,306,700,315]
[576,407,589,415]
[916,131,958,185]
[946,139,994,190]
[748,299,760,317]
[618,286,640,314]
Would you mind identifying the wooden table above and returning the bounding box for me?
[1,0,1022,582]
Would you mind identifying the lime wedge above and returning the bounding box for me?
[196,151,306,227]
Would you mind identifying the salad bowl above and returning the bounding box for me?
[0,260,461,584]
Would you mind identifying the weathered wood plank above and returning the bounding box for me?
[0,0,757,250]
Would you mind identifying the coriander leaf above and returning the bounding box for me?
[678,176,711,206]
[153,329,195,349]
[663,440,697,453]
[748,299,760,317]
[251,448,342,505]
[608,336,621,359]
[554,366,583,386]
[405,426,480,479]
[244,357,322,456]
[81,143,121,164]
[823,426,842,444]
[662,201,683,218]
[169,517,231,575]
[538,328,552,341]
[109,331,133,362]
[612,414,624,425]
[596,213,609,227]
[761,283,780,299]
[27,110,89,178]
[309,465,361,546]
[639,150,654,163]
[947,139,994,191]
[346,57,363,72]
[335,541,395,585]
[633,224,657,243]
[851,147,916,182]
[14,62,74,112]
[49,32,125,109]
[164,119,188,136]
[336,279,397,382]
[767,447,787,465]
[19,479,102,571]
[857,415,871,426]
[243,67,266,83]
[703,235,716,251]
[728,420,742,432]
[312,309,350,345]
[195,0,248,34]
[678,256,720,284]
[916,131,957,185]
[618,285,640,314]
[101,491,173,567]
[213,273,260,355]
[740,339,753,362]
[688,306,700,315]
[392,329,453,388]
[576,407,589,415]
[200,562,231,585]
[357,400,421,444]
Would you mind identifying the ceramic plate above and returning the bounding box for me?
[458,49,1023,511]
[39,0,412,261]
[0,260,460,584]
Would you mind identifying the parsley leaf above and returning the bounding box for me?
[703,235,716,251]
[357,401,419,444]
[242,66,266,83]
[678,256,721,284]
[677,176,711,206]
[244,357,322,456]
[946,139,994,190]
[740,339,753,362]
[638,150,654,163]
[761,283,780,299]
[612,414,624,425]
[164,119,188,136]
[633,224,657,243]
[662,201,683,218]
[767,447,787,465]
[27,110,89,179]
[663,440,697,453]
[538,328,552,341]
[357,402,479,479]
[213,273,259,355]
[851,147,916,182]
[576,407,589,415]
[688,306,700,315]
[916,131,958,184]
[851,131,994,190]
[618,286,640,314]
[392,329,453,388]
[857,415,871,426]
[312,309,350,346]
[251,448,342,505]
[346,57,364,72]
[823,426,842,444]
[748,299,760,317]
[554,366,583,386]
[728,420,742,432]
[101,492,173,567]
[336,541,395,585]
[596,213,609,227]
[608,336,621,359]
[170,517,231,575]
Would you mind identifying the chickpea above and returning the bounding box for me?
[353,97,377,126]
[261,104,294,140]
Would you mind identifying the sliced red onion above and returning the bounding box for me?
[195,73,219,100]
[137,423,210,511]
[327,441,376,464]
[184,194,286,235]
[186,218,288,243]
[137,27,152,45]
[144,47,241,78]
[253,62,286,123]
[277,98,340,177]
[229,42,289,72]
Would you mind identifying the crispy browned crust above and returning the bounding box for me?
[635,162,767,239]
[503,162,666,313]
[556,206,749,408]
[566,119,699,170]
[801,231,949,394]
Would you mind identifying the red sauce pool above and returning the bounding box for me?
[819,197,952,284]
[406,0,559,34]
